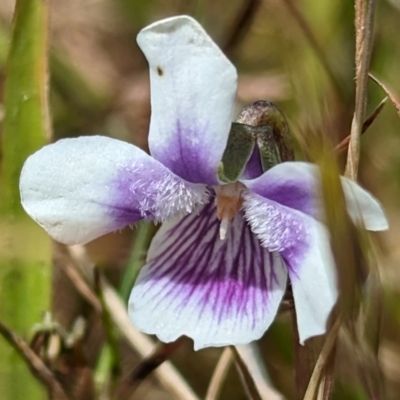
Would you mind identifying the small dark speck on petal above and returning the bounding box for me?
[157,66,164,76]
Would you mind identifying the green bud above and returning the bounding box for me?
[218,123,255,182]
[218,100,294,182]
[236,100,294,165]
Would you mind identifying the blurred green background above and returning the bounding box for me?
[0,0,399,399]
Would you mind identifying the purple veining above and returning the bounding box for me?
[130,197,288,347]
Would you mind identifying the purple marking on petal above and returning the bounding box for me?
[240,147,263,180]
[244,162,389,233]
[243,191,312,278]
[261,179,314,215]
[139,17,237,186]
[106,158,208,227]
[242,162,321,218]
[150,119,223,185]
[129,194,287,349]
[243,188,340,343]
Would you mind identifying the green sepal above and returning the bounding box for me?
[218,122,256,182]
[256,125,283,171]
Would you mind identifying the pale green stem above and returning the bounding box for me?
[94,221,156,395]
[0,0,52,399]
[120,221,156,303]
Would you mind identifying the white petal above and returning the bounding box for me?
[137,16,237,185]
[288,219,337,343]
[244,192,338,343]
[341,178,388,231]
[243,161,388,232]
[129,198,287,350]
[20,136,207,245]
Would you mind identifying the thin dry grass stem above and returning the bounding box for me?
[60,257,101,312]
[356,341,384,399]
[205,347,233,400]
[335,97,387,153]
[235,344,284,400]
[369,73,400,116]
[342,326,384,400]
[0,319,70,400]
[64,245,200,400]
[363,271,384,357]
[223,0,261,55]
[291,307,325,400]
[345,0,377,179]
[115,338,184,400]
[281,0,344,101]
[302,316,342,400]
[349,270,385,399]
[230,346,262,400]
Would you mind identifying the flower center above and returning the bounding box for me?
[214,182,245,240]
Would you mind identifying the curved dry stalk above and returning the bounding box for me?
[235,344,284,400]
[224,0,262,55]
[0,320,70,400]
[335,97,387,153]
[205,347,233,400]
[345,0,377,179]
[230,346,262,400]
[302,316,342,400]
[281,0,345,101]
[115,339,185,400]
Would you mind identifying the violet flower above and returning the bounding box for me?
[20,16,388,350]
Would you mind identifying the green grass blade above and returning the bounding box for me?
[0,0,52,399]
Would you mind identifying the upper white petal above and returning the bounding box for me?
[137,15,238,184]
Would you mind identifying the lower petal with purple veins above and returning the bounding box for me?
[244,191,338,343]
[129,198,287,350]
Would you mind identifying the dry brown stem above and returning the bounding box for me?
[0,319,70,400]
[205,348,233,400]
[345,0,377,179]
